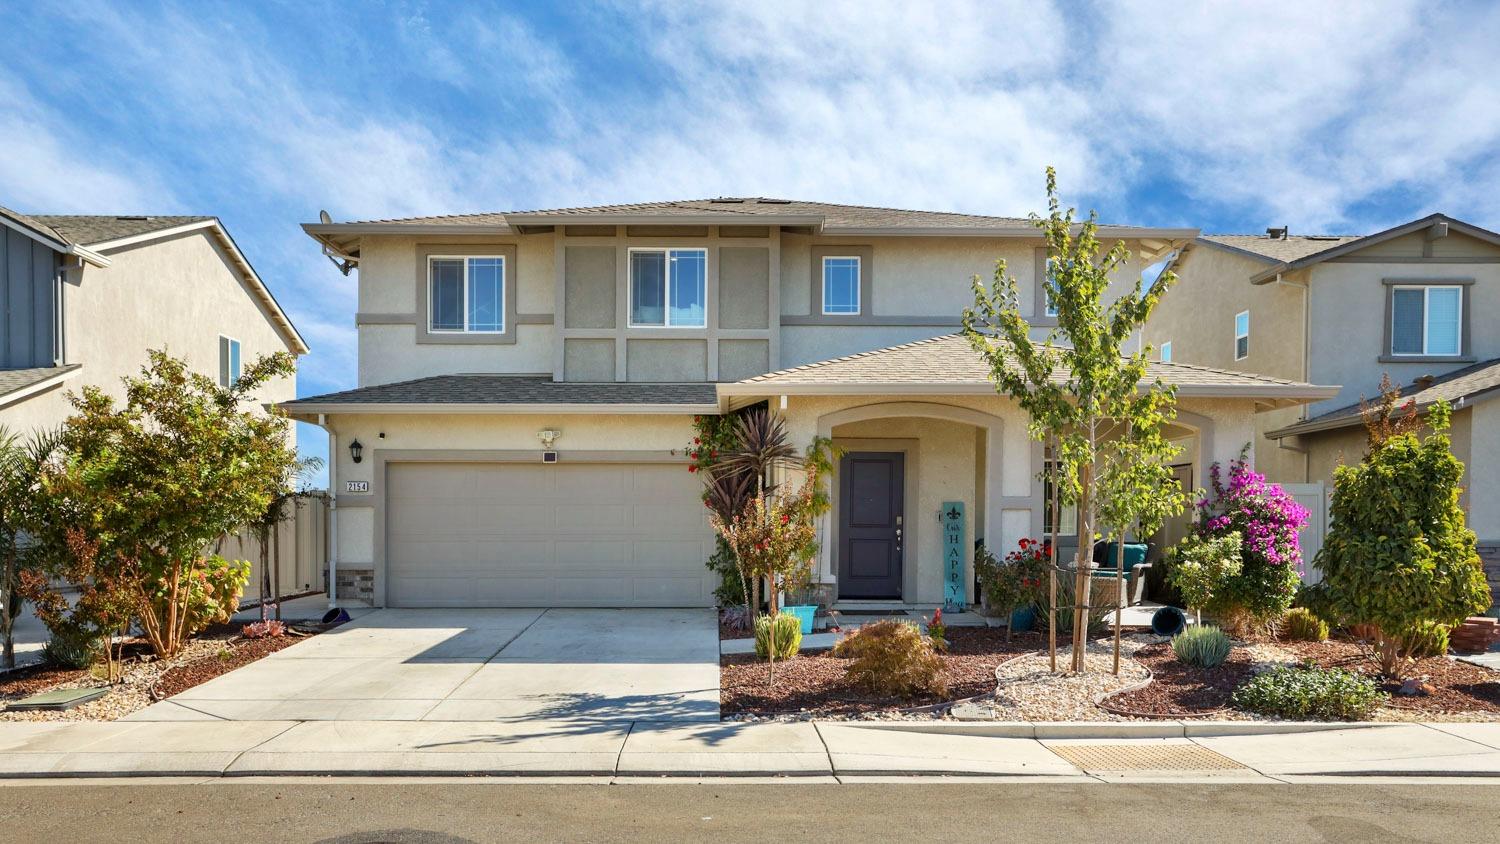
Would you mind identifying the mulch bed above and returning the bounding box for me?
[150,631,308,700]
[1282,639,1500,717]
[1102,641,1257,717]
[721,628,1052,716]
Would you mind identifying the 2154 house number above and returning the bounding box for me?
[345,481,371,493]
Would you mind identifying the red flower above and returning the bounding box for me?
[780,514,789,524]
[1019,538,1030,549]
[688,465,698,473]
[693,437,701,445]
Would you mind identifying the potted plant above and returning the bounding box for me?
[976,538,1048,641]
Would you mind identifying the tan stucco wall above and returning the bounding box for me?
[0,229,297,442]
[1306,234,1500,414]
[1466,399,1500,543]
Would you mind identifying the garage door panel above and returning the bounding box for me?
[387,462,714,607]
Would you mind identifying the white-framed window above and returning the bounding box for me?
[1043,459,1078,537]
[1160,341,1173,363]
[1391,285,1462,356]
[428,256,505,333]
[629,248,707,327]
[821,256,861,315]
[218,335,241,388]
[1233,310,1249,361]
[1044,257,1060,317]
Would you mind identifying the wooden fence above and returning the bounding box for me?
[215,491,329,603]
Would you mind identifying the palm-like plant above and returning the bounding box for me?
[708,407,802,614]
[0,426,61,669]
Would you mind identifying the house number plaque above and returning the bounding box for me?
[344,480,371,494]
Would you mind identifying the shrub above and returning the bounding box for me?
[833,619,947,698]
[1231,665,1382,720]
[1399,621,1449,658]
[1164,533,1243,618]
[241,619,286,640]
[1051,575,1115,639]
[1195,453,1308,631]
[975,539,1047,638]
[927,608,948,653]
[1171,625,1232,668]
[1314,399,1490,678]
[1282,608,1329,642]
[165,556,251,638]
[41,623,106,670]
[753,613,802,661]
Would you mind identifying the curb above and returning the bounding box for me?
[827,720,1400,739]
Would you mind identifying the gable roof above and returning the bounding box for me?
[1245,214,1500,285]
[0,365,82,403]
[8,211,308,355]
[1198,234,1363,264]
[0,205,110,267]
[719,334,1337,402]
[1266,357,1500,439]
[304,197,1197,247]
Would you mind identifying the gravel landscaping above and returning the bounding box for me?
[0,624,312,722]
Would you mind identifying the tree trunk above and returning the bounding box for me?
[1072,461,1094,672]
[273,511,282,622]
[1112,533,1126,676]
[1047,440,1059,673]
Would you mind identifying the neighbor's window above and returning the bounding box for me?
[429,256,505,333]
[1391,285,1461,356]
[1044,257,1061,317]
[1234,310,1250,360]
[630,248,706,327]
[1160,341,1173,363]
[1043,459,1078,538]
[218,336,241,388]
[822,256,861,315]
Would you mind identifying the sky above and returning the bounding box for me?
[3,0,1499,485]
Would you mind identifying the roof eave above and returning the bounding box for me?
[301,222,518,237]
[1266,383,1500,439]
[718,381,1340,401]
[279,401,720,419]
[502,212,826,227]
[1248,213,1500,285]
[0,365,83,406]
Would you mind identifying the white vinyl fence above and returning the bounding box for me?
[1283,482,1330,585]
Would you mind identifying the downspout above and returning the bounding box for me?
[1272,271,1314,482]
[317,413,340,609]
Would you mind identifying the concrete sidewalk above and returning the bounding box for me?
[1,719,1499,781]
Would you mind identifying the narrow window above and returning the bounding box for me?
[218,336,241,387]
[1044,257,1060,317]
[629,248,707,327]
[822,256,861,315]
[428,256,505,333]
[1160,341,1173,363]
[1392,285,1461,356]
[1043,457,1078,537]
[1234,310,1249,361]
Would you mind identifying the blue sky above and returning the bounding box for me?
[4,1,1499,484]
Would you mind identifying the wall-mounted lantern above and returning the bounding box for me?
[349,439,364,464]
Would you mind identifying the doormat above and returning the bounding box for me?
[1048,743,1247,772]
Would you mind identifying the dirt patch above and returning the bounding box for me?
[721,628,1046,717]
[1103,641,1258,717]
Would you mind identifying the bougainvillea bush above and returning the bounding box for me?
[1196,451,1308,632]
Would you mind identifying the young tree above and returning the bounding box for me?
[1315,398,1491,678]
[26,350,301,659]
[963,168,1184,672]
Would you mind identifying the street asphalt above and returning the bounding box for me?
[1,780,1497,842]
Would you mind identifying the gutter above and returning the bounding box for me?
[278,401,721,420]
[1266,385,1500,440]
[715,381,1341,401]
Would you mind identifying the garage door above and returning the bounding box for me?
[385,461,717,607]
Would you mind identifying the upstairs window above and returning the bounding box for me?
[1234,310,1249,361]
[1160,341,1173,362]
[821,256,861,315]
[429,256,505,333]
[1391,285,1461,356]
[630,248,706,327]
[218,336,241,388]
[1044,257,1060,317]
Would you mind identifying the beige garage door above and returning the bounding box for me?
[385,461,716,607]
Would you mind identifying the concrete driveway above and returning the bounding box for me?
[126,608,720,723]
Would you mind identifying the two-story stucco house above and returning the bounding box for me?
[287,198,1336,609]
[0,206,307,439]
[1144,213,1500,595]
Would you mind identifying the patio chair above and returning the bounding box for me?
[1090,541,1154,606]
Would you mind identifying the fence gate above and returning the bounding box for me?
[1282,482,1329,584]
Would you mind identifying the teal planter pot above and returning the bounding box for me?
[1009,606,1036,633]
[782,605,816,635]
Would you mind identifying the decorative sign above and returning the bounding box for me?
[941,501,966,612]
[344,480,371,494]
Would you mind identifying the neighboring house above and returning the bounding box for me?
[0,206,306,440]
[1144,214,1500,594]
[287,198,1335,609]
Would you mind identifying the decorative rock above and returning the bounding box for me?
[949,700,998,721]
[1397,678,1435,697]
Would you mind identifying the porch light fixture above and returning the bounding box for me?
[349,439,364,464]
[537,429,561,449]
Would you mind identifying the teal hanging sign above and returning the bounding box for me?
[941,501,965,612]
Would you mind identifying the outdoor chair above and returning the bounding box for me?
[1090,541,1154,606]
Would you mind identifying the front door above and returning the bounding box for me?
[838,452,904,599]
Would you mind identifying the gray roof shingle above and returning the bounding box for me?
[734,334,1327,393]
[282,375,720,409]
[1198,234,1363,263]
[0,365,80,399]
[0,205,68,244]
[1268,358,1500,438]
[29,215,213,246]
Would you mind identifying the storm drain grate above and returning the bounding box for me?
[1049,744,1247,772]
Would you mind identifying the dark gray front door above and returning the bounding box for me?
[838,452,904,599]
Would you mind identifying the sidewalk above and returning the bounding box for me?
[1,719,1498,781]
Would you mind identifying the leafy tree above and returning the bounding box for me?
[25,350,301,660]
[0,427,61,669]
[1315,399,1491,678]
[963,168,1184,672]
[1164,532,1243,624]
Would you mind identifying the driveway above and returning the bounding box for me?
[126,608,720,723]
